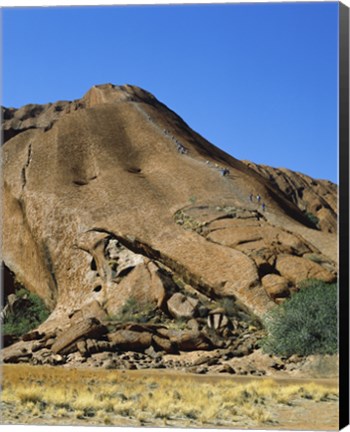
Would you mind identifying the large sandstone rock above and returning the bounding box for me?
[1,84,337,329]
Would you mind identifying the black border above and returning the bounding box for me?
[339,1,349,430]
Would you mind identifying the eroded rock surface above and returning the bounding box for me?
[2,84,337,371]
[243,161,337,233]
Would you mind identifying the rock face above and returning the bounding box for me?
[242,161,337,234]
[2,83,337,335]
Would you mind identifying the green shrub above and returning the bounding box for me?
[262,279,338,357]
[304,211,320,228]
[110,297,156,324]
[3,288,50,337]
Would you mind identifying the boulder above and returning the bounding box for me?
[105,263,166,316]
[275,256,336,284]
[152,334,177,354]
[167,293,199,320]
[186,318,200,332]
[108,330,153,352]
[51,318,108,354]
[88,339,111,354]
[261,274,291,299]
[169,330,214,351]
[77,340,88,357]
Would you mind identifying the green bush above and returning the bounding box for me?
[262,279,338,357]
[304,211,320,228]
[111,297,156,324]
[3,288,50,337]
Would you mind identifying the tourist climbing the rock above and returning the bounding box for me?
[177,143,187,154]
[249,193,253,202]
[257,194,261,203]
[262,202,266,212]
[220,168,230,176]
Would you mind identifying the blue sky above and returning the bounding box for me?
[2,2,339,182]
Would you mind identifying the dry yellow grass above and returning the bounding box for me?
[1,364,339,427]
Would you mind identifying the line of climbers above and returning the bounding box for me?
[249,193,266,212]
[137,104,236,177]
[136,104,189,156]
[205,160,230,177]
[162,129,188,154]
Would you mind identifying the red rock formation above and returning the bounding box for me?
[1,84,337,330]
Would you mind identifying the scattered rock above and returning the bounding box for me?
[77,340,88,357]
[169,330,214,351]
[51,354,65,365]
[144,345,158,358]
[167,293,199,320]
[108,330,153,352]
[187,318,200,332]
[196,365,208,374]
[51,318,108,354]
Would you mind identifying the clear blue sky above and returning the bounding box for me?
[2,2,339,183]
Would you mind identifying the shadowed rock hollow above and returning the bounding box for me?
[2,84,337,334]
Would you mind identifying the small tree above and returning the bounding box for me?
[262,279,338,357]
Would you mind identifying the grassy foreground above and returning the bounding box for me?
[1,364,339,428]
